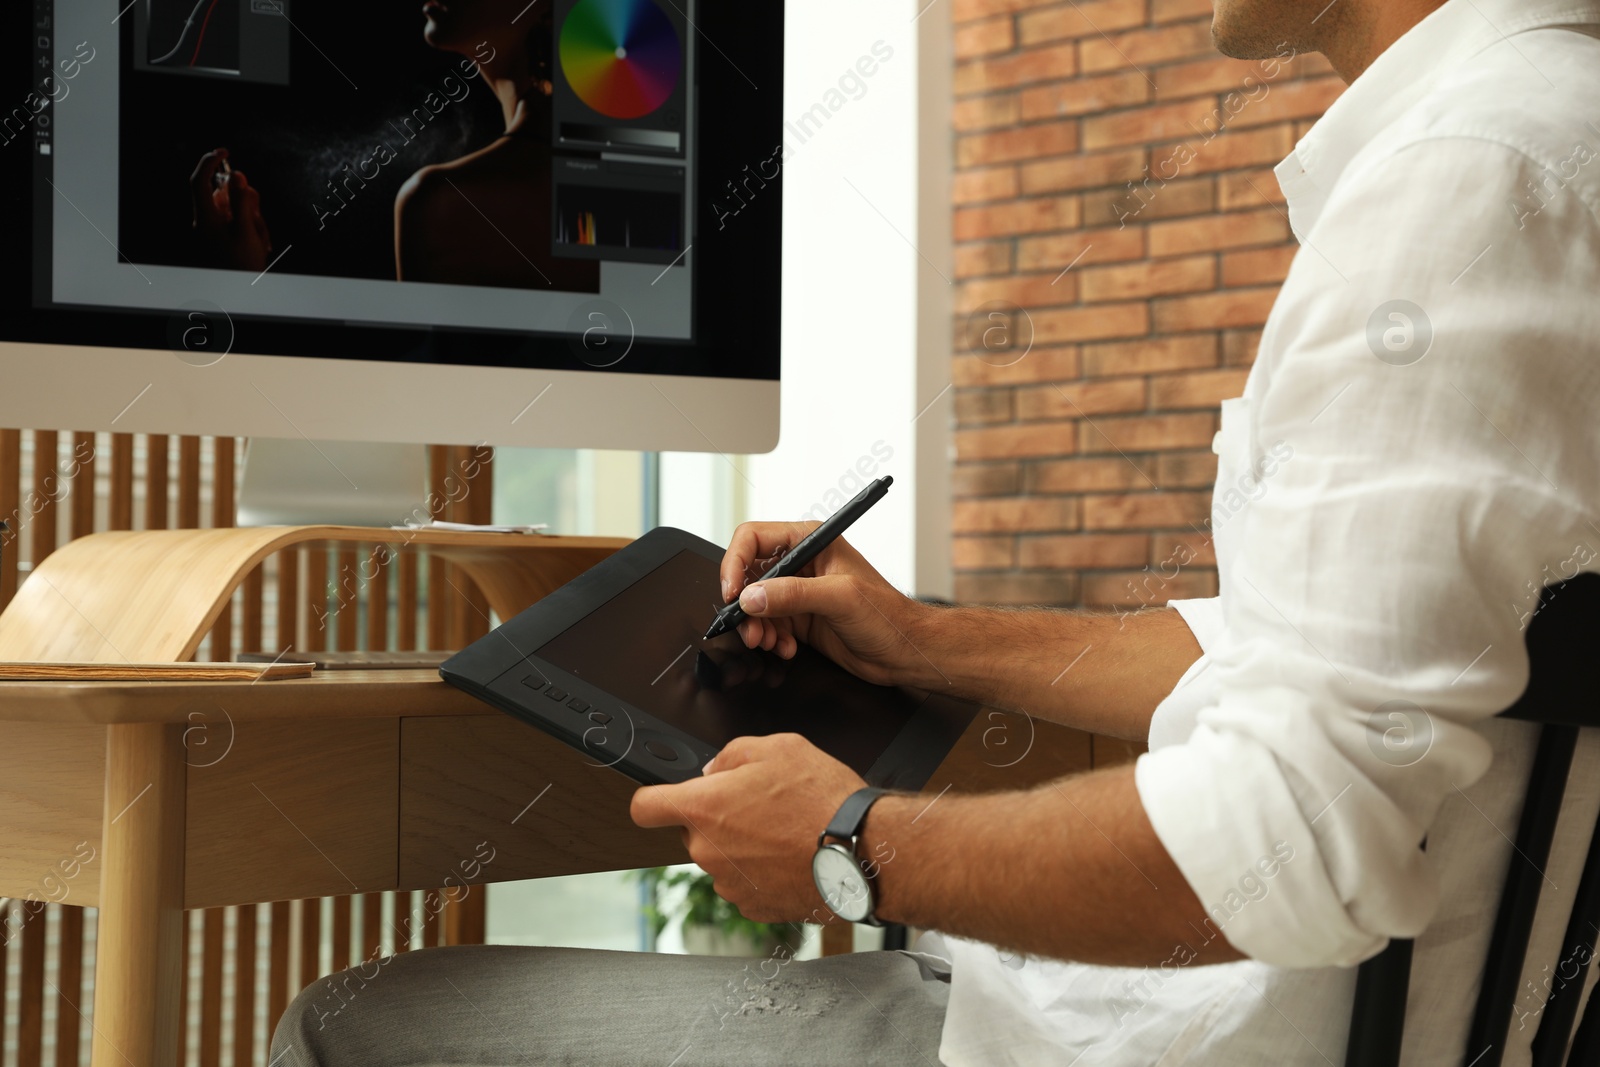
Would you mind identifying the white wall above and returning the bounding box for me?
[662,0,952,598]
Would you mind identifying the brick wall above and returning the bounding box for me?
[949,0,1343,611]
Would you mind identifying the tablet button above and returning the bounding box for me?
[589,711,612,725]
[520,675,546,692]
[547,687,568,702]
[644,740,679,762]
[567,697,589,713]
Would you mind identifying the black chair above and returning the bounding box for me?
[1345,573,1600,1067]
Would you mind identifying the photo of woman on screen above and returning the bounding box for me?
[167,0,601,293]
[394,0,601,291]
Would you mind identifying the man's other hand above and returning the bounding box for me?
[630,733,869,924]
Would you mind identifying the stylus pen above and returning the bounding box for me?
[703,475,893,640]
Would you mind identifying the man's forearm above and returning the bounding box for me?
[862,764,1242,968]
[902,604,1202,739]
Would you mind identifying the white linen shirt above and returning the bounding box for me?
[927,0,1600,1063]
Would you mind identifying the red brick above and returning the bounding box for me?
[1080,22,1214,74]
[952,346,1081,386]
[1020,71,1150,121]
[953,462,1023,497]
[956,270,1078,312]
[955,241,1014,279]
[1155,450,1219,488]
[957,422,1079,461]
[956,388,1015,426]
[953,0,1058,21]
[1078,412,1215,454]
[1153,531,1218,568]
[1016,0,1147,46]
[1020,533,1150,568]
[1086,174,1215,227]
[1032,302,1149,344]
[1148,208,1287,256]
[1222,328,1262,367]
[1082,569,1218,607]
[1019,148,1147,195]
[946,0,1342,613]
[954,165,1021,205]
[1151,287,1279,332]
[1083,99,1229,150]
[1027,456,1161,493]
[1080,254,1214,302]
[954,535,1016,569]
[955,195,1081,240]
[954,92,1022,131]
[1160,125,1295,175]
[1082,491,1212,529]
[954,496,1082,533]
[1083,334,1216,377]
[958,121,1080,167]
[1229,78,1346,128]
[954,572,1080,606]
[1149,368,1250,409]
[1150,0,1213,21]
[956,16,1017,59]
[956,44,1078,95]
[1218,168,1285,210]
[1016,224,1146,271]
[1014,378,1147,420]
[1221,244,1298,287]
[1153,54,1305,101]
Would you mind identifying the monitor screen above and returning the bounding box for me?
[533,548,920,772]
[6,0,781,380]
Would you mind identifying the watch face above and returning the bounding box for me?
[812,844,872,923]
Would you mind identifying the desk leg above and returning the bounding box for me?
[92,723,186,1067]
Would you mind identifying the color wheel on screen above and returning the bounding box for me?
[560,0,682,120]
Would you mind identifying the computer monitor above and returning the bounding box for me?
[1,0,782,455]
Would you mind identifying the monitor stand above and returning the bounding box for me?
[236,438,429,527]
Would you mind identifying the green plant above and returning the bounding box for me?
[631,866,797,949]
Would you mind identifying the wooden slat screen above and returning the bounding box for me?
[0,431,494,1067]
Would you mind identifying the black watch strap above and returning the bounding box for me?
[818,787,888,848]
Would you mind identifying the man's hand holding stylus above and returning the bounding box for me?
[719,519,1203,737]
[718,520,935,689]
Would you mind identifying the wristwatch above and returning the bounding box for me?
[812,786,889,926]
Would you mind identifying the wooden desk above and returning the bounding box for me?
[0,671,1088,1066]
[0,527,1091,1066]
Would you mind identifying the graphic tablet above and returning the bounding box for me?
[440,527,978,786]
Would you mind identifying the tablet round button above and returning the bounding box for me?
[644,740,679,762]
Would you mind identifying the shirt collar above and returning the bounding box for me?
[1274,0,1600,238]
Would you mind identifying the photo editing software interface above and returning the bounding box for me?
[30,0,699,344]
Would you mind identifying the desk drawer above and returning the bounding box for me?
[184,718,399,908]
[397,715,684,890]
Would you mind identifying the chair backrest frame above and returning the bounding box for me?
[1345,574,1600,1067]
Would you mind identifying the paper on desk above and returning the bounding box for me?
[393,519,550,534]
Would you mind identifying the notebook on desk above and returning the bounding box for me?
[0,661,314,681]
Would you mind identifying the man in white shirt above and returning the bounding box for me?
[272,0,1600,1063]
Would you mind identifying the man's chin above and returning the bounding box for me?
[1210,25,1288,60]
[1208,1,1303,60]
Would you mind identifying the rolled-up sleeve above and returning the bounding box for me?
[1166,597,1224,654]
[1135,136,1600,968]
